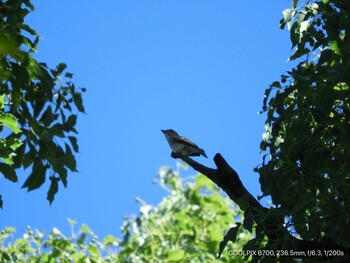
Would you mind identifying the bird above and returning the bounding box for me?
[161,129,207,158]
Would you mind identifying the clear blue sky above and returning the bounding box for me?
[1,1,294,239]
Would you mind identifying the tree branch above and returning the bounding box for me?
[172,152,265,216]
[171,152,350,261]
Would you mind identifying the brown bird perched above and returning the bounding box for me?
[161,129,207,158]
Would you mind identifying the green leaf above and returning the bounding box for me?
[68,218,77,226]
[56,165,67,187]
[8,138,23,151]
[19,24,38,37]
[68,136,79,152]
[64,143,77,172]
[217,224,241,259]
[166,249,185,261]
[12,142,25,169]
[103,235,118,247]
[330,40,341,55]
[55,63,67,76]
[318,49,334,65]
[0,163,17,182]
[208,223,223,241]
[37,63,55,91]
[40,105,55,126]
[194,173,211,190]
[87,245,99,257]
[289,47,310,61]
[22,161,47,191]
[280,9,293,30]
[73,92,85,113]
[70,252,86,261]
[22,148,35,169]
[65,114,77,131]
[76,233,87,246]
[65,72,74,78]
[0,227,15,239]
[290,22,300,48]
[81,224,93,234]
[0,95,4,109]
[0,113,21,134]
[299,20,309,33]
[0,251,10,260]
[47,176,59,205]
[22,36,37,52]
[11,62,30,85]
[292,0,298,9]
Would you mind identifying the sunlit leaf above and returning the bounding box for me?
[81,224,93,234]
[0,114,21,134]
[166,249,185,261]
[103,235,118,248]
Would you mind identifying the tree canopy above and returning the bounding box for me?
[0,0,85,207]
[261,0,350,260]
[0,166,251,262]
[258,0,350,253]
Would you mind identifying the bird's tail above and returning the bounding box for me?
[200,149,208,158]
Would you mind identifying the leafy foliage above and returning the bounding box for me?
[0,222,119,262]
[0,0,85,207]
[256,0,350,258]
[118,165,251,262]
[0,166,251,262]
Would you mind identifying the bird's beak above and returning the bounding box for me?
[161,129,165,133]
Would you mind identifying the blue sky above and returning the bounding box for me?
[1,1,294,239]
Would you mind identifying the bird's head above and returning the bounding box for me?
[161,129,179,139]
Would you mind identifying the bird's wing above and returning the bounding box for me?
[174,136,200,148]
